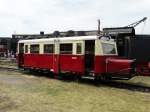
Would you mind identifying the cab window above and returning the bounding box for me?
[102,43,117,55]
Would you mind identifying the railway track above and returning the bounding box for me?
[0,66,150,93]
[99,80,150,93]
[0,66,19,72]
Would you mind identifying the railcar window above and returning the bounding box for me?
[60,44,72,54]
[101,43,116,55]
[25,45,28,53]
[30,45,39,53]
[19,43,24,54]
[77,43,82,54]
[44,44,54,53]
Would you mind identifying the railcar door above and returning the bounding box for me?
[85,40,95,73]
[18,43,24,68]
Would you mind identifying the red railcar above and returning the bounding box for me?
[17,36,136,80]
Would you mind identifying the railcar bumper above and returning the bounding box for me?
[106,58,136,77]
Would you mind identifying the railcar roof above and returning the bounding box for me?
[18,36,98,43]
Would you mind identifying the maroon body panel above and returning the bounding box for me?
[94,56,107,74]
[53,55,59,74]
[106,58,133,74]
[94,56,134,76]
[24,54,54,69]
[94,56,117,74]
[23,54,84,74]
[18,54,24,68]
[59,55,84,74]
[21,53,134,77]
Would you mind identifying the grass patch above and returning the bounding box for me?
[0,60,150,112]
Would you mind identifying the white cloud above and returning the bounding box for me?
[0,0,149,36]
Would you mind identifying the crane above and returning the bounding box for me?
[125,17,147,27]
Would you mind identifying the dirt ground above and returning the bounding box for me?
[0,61,150,112]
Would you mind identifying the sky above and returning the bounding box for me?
[0,0,149,37]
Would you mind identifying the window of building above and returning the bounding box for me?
[76,43,82,54]
[25,45,28,53]
[60,43,72,54]
[30,45,39,53]
[44,44,54,53]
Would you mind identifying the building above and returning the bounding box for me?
[0,37,11,57]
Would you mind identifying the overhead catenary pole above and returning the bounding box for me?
[98,19,100,35]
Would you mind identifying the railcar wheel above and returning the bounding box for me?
[54,73,59,79]
[75,75,82,82]
[94,75,101,85]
